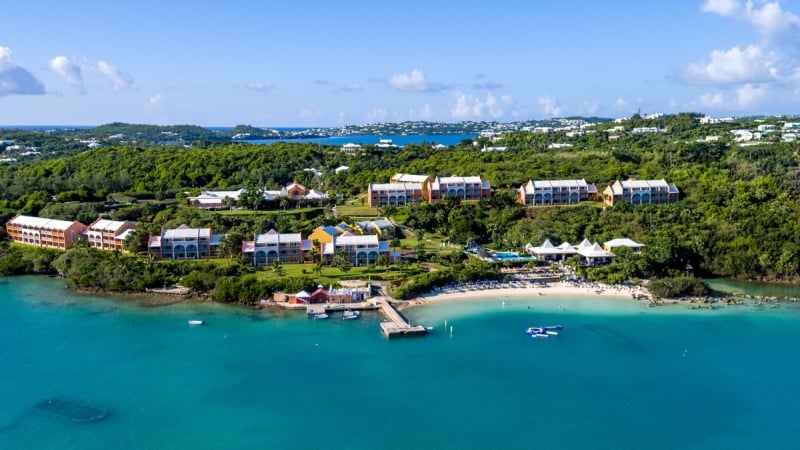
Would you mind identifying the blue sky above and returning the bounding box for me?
[2,0,800,126]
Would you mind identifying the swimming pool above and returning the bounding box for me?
[492,251,535,262]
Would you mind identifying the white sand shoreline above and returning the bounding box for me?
[405,282,649,307]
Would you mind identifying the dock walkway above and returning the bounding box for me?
[375,297,428,338]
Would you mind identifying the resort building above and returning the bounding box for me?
[264,182,328,202]
[308,224,351,246]
[341,143,361,155]
[390,173,430,184]
[86,218,137,251]
[367,182,424,207]
[426,175,491,203]
[273,285,371,304]
[241,229,312,266]
[187,189,247,209]
[147,224,224,260]
[321,234,394,266]
[603,179,679,206]
[525,238,613,265]
[6,215,87,250]
[603,238,646,254]
[517,179,598,207]
[355,219,395,238]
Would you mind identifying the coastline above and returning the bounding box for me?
[405,281,648,307]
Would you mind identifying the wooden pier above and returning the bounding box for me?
[376,297,428,338]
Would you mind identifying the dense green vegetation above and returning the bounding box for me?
[3,113,800,300]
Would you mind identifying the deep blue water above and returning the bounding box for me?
[3,276,800,449]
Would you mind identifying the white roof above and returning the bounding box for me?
[254,230,302,245]
[604,238,645,248]
[305,189,328,199]
[370,182,422,191]
[9,215,78,231]
[391,173,429,183]
[116,229,136,241]
[190,189,246,201]
[89,219,133,232]
[163,227,211,240]
[342,143,361,148]
[619,179,669,189]
[435,175,483,184]
[524,179,591,191]
[577,243,613,258]
[335,235,379,246]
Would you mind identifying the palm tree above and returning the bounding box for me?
[271,259,285,277]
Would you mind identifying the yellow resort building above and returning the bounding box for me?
[6,215,87,250]
[86,218,137,251]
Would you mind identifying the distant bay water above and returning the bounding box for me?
[239,133,475,147]
[3,125,475,147]
[3,275,800,449]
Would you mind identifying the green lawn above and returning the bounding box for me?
[252,263,424,284]
[336,205,379,217]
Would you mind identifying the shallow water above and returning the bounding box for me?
[2,276,800,449]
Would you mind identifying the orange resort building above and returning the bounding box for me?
[6,215,87,250]
[86,218,137,251]
[147,225,224,259]
[241,229,312,266]
[321,234,394,266]
[517,179,598,207]
[603,179,679,206]
[426,176,491,203]
[367,182,424,207]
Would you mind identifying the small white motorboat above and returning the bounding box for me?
[312,313,329,320]
[342,310,360,320]
[188,320,204,326]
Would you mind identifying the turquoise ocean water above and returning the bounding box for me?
[2,276,800,449]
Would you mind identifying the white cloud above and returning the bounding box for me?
[696,92,728,109]
[735,82,768,106]
[419,103,433,119]
[387,69,447,93]
[578,101,599,115]
[49,56,84,92]
[702,0,740,16]
[450,92,516,119]
[472,81,503,90]
[0,46,45,97]
[692,83,767,110]
[146,93,163,109]
[537,95,565,117]
[244,81,274,92]
[703,0,800,37]
[340,83,362,92]
[365,107,388,122]
[97,60,135,91]
[300,108,323,120]
[681,44,778,85]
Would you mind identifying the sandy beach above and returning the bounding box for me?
[407,281,649,306]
